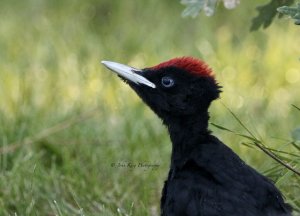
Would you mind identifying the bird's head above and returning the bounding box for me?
[102,57,221,123]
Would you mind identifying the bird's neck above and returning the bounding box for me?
[166,112,210,167]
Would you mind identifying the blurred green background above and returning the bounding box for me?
[0,0,300,215]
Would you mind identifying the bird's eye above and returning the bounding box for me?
[161,76,175,88]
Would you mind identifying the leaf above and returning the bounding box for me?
[204,0,218,16]
[181,0,220,18]
[275,169,295,186]
[292,104,300,111]
[264,146,300,158]
[224,105,257,139]
[291,127,300,141]
[210,122,234,132]
[180,0,241,18]
[250,0,295,31]
[238,134,260,142]
[181,0,206,18]
[241,142,255,149]
[291,141,300,151]
[211,123,261,143]
[277,3,300,25]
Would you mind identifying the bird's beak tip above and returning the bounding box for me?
[100,60,156,89]
[101,60,110,68]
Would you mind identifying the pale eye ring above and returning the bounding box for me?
[161,76,175,88]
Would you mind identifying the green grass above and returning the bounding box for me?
[0,0,300,215]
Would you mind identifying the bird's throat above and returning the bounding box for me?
[166,112,210,167]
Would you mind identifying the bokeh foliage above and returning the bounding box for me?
[0,0,300,215]
[278,3,300,25]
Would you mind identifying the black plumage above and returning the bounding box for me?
[102,57,292,216]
